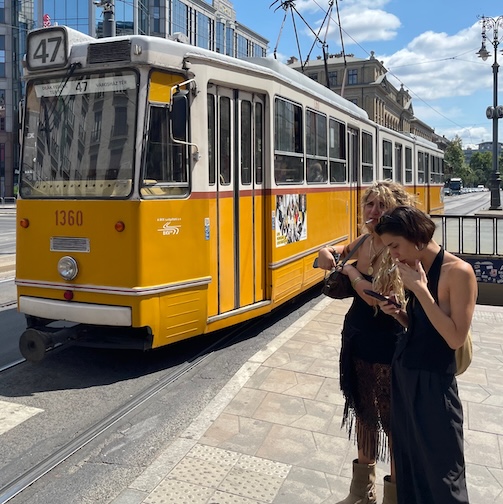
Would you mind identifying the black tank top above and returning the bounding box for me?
[396,247,457,374]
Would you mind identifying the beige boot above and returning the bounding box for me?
[382,475,396,504]
[336,459,377,504]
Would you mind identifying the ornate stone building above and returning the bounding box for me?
[287,51,436,143]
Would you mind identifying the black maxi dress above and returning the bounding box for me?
[392,247,469,504]
[340,271,404,461]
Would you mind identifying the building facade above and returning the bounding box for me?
[1,0,268,198]
[0,1,35,198]
[287,51,436,143]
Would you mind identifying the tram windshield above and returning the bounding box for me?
[20,70,138,198]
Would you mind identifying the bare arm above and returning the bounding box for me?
[400,259,476,349]
[316,237,364,271]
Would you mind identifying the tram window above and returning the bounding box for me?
[306,110,327,157]
[329,118,346,183]
[241,100,252,185]
[255,103,263,184]
[208,94,216,185]
[219,96,231,185]
[142,105,189,197]
[362,131,374,183]
[274,97,303,154]
[405,147,413,183]
[395,143,403,183]
[382,140,393,180]
[431,156,442,183]
[307,159,327,183]
[330,160,346,183]
[274,155,303,184]
[417,151,425,183]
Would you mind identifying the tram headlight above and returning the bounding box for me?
[58,256,79,280]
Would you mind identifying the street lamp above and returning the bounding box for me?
[477,15,503,210]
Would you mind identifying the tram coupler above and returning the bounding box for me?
[19,326,80,362]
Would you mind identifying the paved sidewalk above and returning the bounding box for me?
[109,297,503,504]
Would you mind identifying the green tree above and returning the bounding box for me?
[444,135,474,185]
[470,151,492,187]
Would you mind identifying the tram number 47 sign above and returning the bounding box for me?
[27,27,68,71]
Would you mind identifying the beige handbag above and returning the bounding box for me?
[455,330,473,376]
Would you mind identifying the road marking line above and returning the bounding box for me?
[0,400,44,435]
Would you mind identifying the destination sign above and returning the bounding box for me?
[34,75,137,98]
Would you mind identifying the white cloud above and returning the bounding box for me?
[332,7,400,44]
[378,23,490,101]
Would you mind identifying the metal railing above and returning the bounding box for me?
[0,197,16,206]
[431,215,503,256]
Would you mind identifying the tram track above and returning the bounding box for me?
[0,313,272,504]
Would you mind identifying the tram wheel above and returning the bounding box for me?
[19,329,50,362]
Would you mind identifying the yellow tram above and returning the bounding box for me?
[16,26,444,360]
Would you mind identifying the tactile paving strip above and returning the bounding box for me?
[144,479,214,504]
[144,445,291,504]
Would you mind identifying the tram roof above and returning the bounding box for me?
[26,26,368,122]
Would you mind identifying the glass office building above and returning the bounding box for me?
[0,0,268,197]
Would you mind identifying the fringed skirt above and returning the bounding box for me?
[340,355,392,461]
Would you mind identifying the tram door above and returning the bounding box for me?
[213,88,266,315]
[347,127,360,239]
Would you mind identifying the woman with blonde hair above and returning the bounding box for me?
[317,181,415,504]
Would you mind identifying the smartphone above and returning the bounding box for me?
[363,289,402,308]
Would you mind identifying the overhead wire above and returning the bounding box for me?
[302,0,490,132]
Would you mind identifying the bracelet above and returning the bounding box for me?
[351,276,364,288]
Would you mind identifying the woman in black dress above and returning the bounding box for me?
[317,182,414,504]
[375,206,476,504]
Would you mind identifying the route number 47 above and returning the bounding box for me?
[33,37,62,65]
[27,29,67,69]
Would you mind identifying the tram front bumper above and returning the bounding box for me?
[19,296,132,326]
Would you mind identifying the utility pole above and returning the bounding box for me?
[95,0,116,38]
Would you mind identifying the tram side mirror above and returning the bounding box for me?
[171,89,188,141]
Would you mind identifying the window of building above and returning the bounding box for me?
[362,131,374,182]
[0,35,5,78]
[348,69,358,85]
[308,73,318,82]
[382,139,393,179]
[328,71,337,87]
[172,0,188,36]
[196,12,210,49]
[329,118,346,182]
[237,34,248,58]
[216,21,225,53]
[226,26,234,56]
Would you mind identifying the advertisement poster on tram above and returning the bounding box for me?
[275,194,307,247]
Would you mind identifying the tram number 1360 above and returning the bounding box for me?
[55,210,83,226]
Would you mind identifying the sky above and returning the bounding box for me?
[230,0,503,149]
